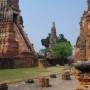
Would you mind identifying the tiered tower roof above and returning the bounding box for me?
[49,22,57,47]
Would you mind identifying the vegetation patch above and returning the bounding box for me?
[0,66,66,82]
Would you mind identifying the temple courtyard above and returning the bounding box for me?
[0,66,81,90]
[8,75,79,90]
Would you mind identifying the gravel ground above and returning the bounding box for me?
[8,75,79,90]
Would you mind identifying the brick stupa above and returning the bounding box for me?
[75,0,90,61]
[75,0,90,89]
[49,22,57,48]
[0,0,38,68]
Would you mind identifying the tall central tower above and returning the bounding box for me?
[0,0,38,68]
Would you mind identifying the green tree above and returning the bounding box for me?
[39,48,50,57]
[41,33,50,48]
[57,34,68,43]
[40,33,73,65]
[50,42,73,65]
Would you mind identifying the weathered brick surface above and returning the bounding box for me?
[0,0,38,68]
[75,9,90,61]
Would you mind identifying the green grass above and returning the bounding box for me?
[0,66,65,82]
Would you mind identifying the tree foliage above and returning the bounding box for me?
[41,33,50,48]
[57,34,70,43]
[51,42,72,60]
[40,33,73,65]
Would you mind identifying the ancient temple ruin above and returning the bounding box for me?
[75,0,90,61]
[0,0,38,68]
[49,22,57,48]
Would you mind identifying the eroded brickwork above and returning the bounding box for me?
[0,0,38,68]
[49,22,57,47]
[75,0,90,61]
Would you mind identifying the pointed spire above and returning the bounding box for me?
[51,22,56,31]
[49,22,57,47]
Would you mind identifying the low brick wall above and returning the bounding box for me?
[0,56,38,68]
[14,56,38,68]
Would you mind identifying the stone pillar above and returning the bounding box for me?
[38,78,50,88]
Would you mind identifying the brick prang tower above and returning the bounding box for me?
[49,22,57,47]
[0,0,38,68]
[75,0,90,61]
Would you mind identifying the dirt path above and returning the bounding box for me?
[8,75,79,90]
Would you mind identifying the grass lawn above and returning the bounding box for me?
[0,66,67,82]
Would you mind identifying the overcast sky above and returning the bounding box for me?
[19,0,87,51]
